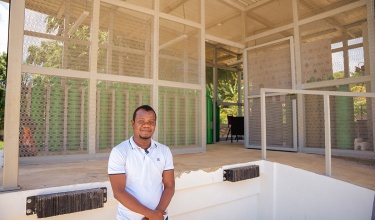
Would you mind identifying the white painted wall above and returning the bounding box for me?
[274,163,375,220]
[0,161,373,220]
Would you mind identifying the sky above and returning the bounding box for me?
[0,2,9,53]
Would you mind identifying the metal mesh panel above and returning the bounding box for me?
[96,81,151,152]
[304,86,373,151]
[98,3,153,78]
[300,6,367,82]
[159,18,200,84]
[24,0,92,71]
[158,87,201,149]
[19,74,89,157]
[247,40,292,96]
[160,0,201,24]
[248,96,294,148]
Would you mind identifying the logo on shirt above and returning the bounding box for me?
[157,158,160,161]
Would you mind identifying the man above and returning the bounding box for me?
[108,105,175,220]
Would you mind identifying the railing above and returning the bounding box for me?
[260,88,375,176]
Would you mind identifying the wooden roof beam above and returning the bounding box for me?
[221,0,245,11]
[246,13,291,38]
[301,28,337,41]
[244,0,273,11]
[206,11,241,30]
[299,0,356,39]
[161,0,190,14]
[217,54,237,62]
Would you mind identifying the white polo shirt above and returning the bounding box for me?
[108,136,174,220]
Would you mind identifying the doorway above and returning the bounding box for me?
[205,43,244,143]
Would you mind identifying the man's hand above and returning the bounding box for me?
[143,209,166,220]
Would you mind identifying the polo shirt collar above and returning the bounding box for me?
[129,136,157,151]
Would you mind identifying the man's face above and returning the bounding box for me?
[131,109,156,140]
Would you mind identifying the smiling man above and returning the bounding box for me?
[108,105,175,220]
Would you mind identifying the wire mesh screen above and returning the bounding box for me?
[159,19,200,84]
[98,3,153,78]
[24,0,92,71]
[248,96,294,148]
[96,81,151,152]
[247,40,292,96]
[304,86,373,151]
[158,87,201,149]
[160,0,201,24]
[299,5,367,83]
[19,74,89,157]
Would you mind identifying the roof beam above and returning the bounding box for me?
[246,0,366,42]
[161,0,190,14]
[221,0,245,11]
[246,13,292,38]
[206,11,241,30]
[244,0,273,11]
[299,0,359,38]
[301,28,337,41]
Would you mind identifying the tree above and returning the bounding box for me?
[26,16,108,71]
[206,67,244,123]
[0,52,7,130]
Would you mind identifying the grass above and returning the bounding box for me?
[0,141,3,150]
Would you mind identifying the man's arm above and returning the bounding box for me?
[109,174,166,220]
[155,170,175,213]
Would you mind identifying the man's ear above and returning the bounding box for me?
[131,120,135,125]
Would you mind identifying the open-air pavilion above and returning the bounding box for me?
[0,0,374,219]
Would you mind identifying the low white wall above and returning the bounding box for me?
[0,160,374,220]
[273,163,375,220]
[0,181,117,220]
[169,162,262,219]
[0,162,262,220]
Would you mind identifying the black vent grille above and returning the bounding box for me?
[26,187,107,218]
[224,165,260,182]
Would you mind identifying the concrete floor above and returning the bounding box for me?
[1,141,374,191]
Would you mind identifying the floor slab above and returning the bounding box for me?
[1,141,374,191]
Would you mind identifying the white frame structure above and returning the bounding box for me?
[1,0,374,192]
[244,37,298,151]
[2,0,207,190]
[260,88,375,176]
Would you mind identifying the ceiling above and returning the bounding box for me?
[3,0,368,67]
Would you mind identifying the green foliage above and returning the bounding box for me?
[26,42,63,68]
[26,15,108,71]
[0,52,7,130]
[333,71,367,120]
[333,71,344,79]
[206,67,244,124]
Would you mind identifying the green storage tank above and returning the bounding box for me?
[335,85,354,149]
[216,104,220,142]
[206,90,213,144]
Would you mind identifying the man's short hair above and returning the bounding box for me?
[132,105,157,121]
